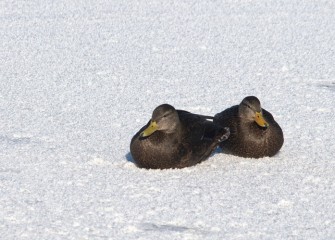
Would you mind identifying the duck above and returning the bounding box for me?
[130,104,230,169]
[213,96,284,158]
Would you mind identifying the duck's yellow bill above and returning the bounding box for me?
[140,121,158,137]
[255,112,269,128]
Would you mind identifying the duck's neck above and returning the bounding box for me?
[164,121,181,135]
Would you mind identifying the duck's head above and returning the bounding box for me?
[238,96,269,128]
[140,104,180,138]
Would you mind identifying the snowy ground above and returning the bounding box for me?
[1,0,335,239]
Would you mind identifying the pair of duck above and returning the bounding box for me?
[130,96,284,169]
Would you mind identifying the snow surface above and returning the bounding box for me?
[1,0,335,239]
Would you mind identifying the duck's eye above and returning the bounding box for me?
[242,103,251,109]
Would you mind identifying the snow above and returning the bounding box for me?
[1,0,334,239]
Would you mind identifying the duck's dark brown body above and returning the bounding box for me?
[214,102,284,158]
[131,109,229,169]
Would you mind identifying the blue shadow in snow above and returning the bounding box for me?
[125,152,136,164]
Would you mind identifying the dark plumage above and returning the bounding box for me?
[214,96,284,158]
[130,104,230,169]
